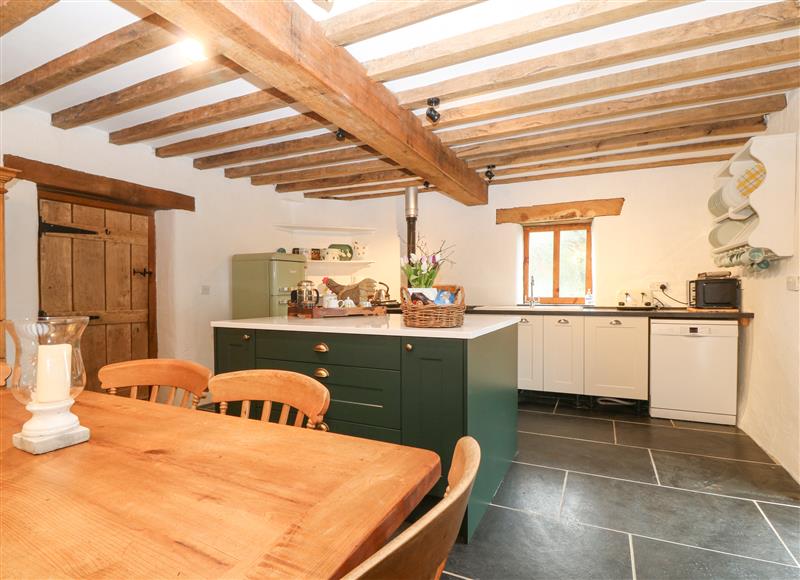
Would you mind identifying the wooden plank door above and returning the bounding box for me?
[38,196,154,390]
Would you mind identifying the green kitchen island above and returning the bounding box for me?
[211,313,518,540]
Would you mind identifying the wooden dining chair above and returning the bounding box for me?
[208,369,330,430]
[343,436,481,580]
[98,358,212,409]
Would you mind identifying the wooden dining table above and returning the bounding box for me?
[0,390,440,579]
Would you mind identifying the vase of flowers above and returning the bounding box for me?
[401,241,453,301]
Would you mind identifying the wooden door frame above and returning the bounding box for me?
[37,188,158,358]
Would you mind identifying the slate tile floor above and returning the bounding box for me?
[445,394,800,580]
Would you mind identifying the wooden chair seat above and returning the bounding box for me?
[208,369,330,430]
[98,358,212,409]
[343,436,481,580]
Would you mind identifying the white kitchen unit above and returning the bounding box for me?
[543,316,584,394]
[517,316,544,391]
[650,319,739,425]
[584,316,649,400]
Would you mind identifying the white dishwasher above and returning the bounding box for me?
[650,319,739,425]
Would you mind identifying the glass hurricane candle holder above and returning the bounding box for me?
[5,317,91,454]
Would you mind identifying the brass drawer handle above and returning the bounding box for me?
[557,319,569,325]
[610,319,622,326]
[314,368,330,379]
[313,342,329,353]
[520,318,529,324]
[405,343,414,352]
[242,334,251,341]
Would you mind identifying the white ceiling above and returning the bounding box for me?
[0,0,795,168]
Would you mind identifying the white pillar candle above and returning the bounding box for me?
[35,344,72,403]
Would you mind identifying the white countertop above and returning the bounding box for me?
[211,313,518,339]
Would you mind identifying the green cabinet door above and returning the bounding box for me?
[401,338,465,496]
[214,327,256,373]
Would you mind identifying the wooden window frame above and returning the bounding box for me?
[522,222,592,305]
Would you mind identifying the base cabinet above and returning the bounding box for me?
[517,316,544,391]
[585,316,648,400]
[543,316,584,394]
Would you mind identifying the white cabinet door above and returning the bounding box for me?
[585,316,648,400]
[543,316,584,394]
[518,316,543,391]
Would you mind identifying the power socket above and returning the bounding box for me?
[650,281,670,292]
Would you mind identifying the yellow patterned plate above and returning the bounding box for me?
[736,162,766,197]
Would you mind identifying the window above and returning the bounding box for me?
[523,223,592,304]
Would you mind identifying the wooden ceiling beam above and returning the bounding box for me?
[1,14,180,110]
[141,1,487,204]
[224,145,381,179]
[250,158,401,185]
[468,117,766,168]
[364,0,696,81]
[3,154,194,211]
[396,1,800,108]
[51,56,244,129]
[0,0,55,36]
[107,1,482,145]
[303,179,424,198]
[440,67,800,146]
[327,189,432,202]
[491,139,747,178]
[434,38,800,129]
[275,169,415,193]
[111,1,798,154]
[322,0,483,45]
[193,133,360,169]
[490,155,732,185]
[155,112,328,158]
[456,94,786,159]
[109,88,292,145]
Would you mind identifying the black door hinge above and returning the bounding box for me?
[38,216,99,238]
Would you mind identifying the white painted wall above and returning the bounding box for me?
[737,90,800,482]
[1,106,401,370]
[414,163,720,307]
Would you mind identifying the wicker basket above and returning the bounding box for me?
[401,286,466,328]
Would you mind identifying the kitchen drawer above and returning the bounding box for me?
[256,358,401,429]
[214,327,255,373]
[256,331,401,370]
[326,418,402,444]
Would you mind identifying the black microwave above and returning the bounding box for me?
[688,278,741,309]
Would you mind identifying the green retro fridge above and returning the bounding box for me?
[232,253,306,319]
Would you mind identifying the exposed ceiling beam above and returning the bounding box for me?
[492,139,747,178]
[250,158,402,185]
[260,112,771,193]
[468,117,767,168]
[312,0,334,12]
[0,0,55,36]
[109,88,293,145]
[433,38,800,129]
[158,40,798,164]
[490,155,732,185]
[364,0,696,82]
[51,56,245,129]
[439,67,799,146]
[321,0,483,45]
[396,1,800,108]
[456,94,786,159]
[275,169,415,193]
[193,132,360,169]
[1,14,179,110]
[140,1,487,204]
[106,0,482,144]
[304,179,424,198]
[328,189,435,201]
[155,112,328,157]
[224,145,381,179]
